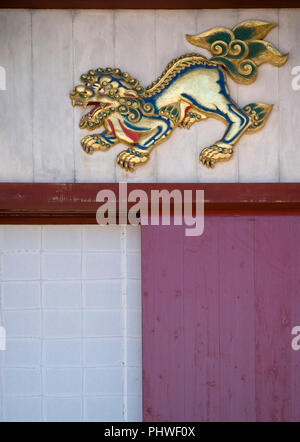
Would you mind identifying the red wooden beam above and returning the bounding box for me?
[0,183,300,224]
[1,0,299,8]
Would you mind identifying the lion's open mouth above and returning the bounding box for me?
[82,102,109,120]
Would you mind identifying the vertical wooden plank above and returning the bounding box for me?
[73,10,116,182]
[290,217,300,420]
[218,217,256,421]
[183,217,220,421]
[142,225,185,421]
[155,11,198,182]
[254,216,292,421]
[237,9,280,182]
[115,10,157,183]
[0,10,33,182]
[279,9,300,182]
[196,9,239,183]
[32,10,74,182]
[183,217,256,421]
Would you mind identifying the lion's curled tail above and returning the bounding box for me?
[186,20,288,85]
[242,102,273,132]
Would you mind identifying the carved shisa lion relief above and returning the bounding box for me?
[70,20,288,171]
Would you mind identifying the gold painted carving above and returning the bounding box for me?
[70,20,288,171]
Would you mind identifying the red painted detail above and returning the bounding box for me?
[118,119,141,143]
[124,92,138,98]
[107,119,116,137]
[142,216,300,422]
[183,105,191,118]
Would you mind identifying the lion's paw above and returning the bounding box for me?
[81,135,112,154]
[199,144,233,168]
[116,148,149,172]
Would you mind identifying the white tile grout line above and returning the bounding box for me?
[121,225,128,422]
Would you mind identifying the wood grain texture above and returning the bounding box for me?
[114,10,157,183]
[237,9,280,182]
[142,214,300,421]
[279,9,300,182]
[218,217,255,421]
[196,9,239,183]
[183,219,220,420]
[254,216,293,421]
[290,217,300,420]
[155,10,198,182]
[142,225,185,421]
[73,10,116,182]
[0,10,33,182]
[32,10,74,182]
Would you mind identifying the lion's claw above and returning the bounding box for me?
[81,134,111,154]
[82,144,94,155]
[116,148,149,171]
[199,144,233,168]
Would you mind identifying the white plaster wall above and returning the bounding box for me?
[0,225,142,422]
[0,8,299,183]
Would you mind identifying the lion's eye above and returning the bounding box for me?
[75,85,86,93]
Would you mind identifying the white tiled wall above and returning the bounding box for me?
[0,225,142,422]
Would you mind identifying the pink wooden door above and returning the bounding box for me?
[142,215,300,422]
